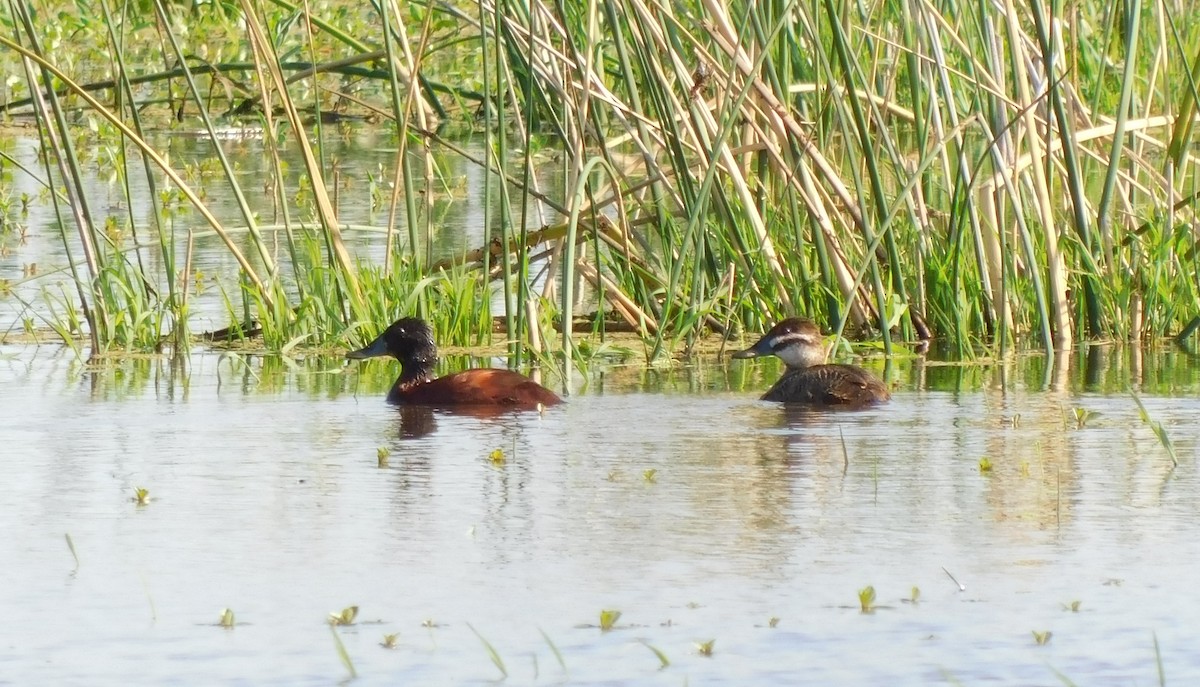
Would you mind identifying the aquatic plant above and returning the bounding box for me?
[598,609,621,632]
[639,639,670,669]
[218,608,236,629]
[377,446,391,468]
[466,623,507,679]
[132,487,150,506]
[329,624,357,678]
[488,448,506,466]
[1032,630,1053,645]
[380,633,399,649]
[538,628,567,674]
[695,639,716,656]
[858,586,877,614]
[328,605,359,626]
[5,0,1200,363]
[64,533,79,571]
[1070,407,1099,429]
[1131,393,1179,468]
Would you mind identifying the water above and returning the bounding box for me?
[2,344,1199,685]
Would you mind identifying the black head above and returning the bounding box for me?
[732,318,826,369]
[346,317,438,367]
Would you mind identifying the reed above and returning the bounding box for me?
[3,0,1199,363]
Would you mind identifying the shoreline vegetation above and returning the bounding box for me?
[2,0,1199,372]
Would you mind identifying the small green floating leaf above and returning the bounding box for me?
[488,448,506,466]
[218,608,236,629]
[695,639,715,656]
[328,605,358,626]
[1032,630,1052,645]
[380,633,399,649]
[133,487,151,506]
[909,586,921,604]
[599,609,621,632]
[978,457,993,473]
[858,585,877,613]
[1061,600,1081,612]
[768,616,780,628]
[377,446,390,468]
[1070,407,1098,429]
[642,468,658,483]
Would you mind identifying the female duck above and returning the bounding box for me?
[732,318,889,406]
[347,317,562,409]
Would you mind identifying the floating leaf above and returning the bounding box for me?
[642,469,657,483]
[219,608,235,629]
[910,586,921,603]
[695,639,715,656]
[488,448,506,466]
[978,457,993,473]
[1071,407,1099,429]
[768,616,780,628]
[377,447,390,468]
[858,585,876,613]
[133,487,151,506]
[599,609,621,631]
[1062,600,1081,612]
[380,633,399,649]
[328,605,358,626]
[1032,630,1052,645]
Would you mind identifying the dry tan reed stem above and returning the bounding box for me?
[240,0,362,307]
[1004,0,1068,348]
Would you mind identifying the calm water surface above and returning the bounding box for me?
[3,345,1199,685]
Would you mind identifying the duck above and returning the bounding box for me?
[732,317,890,406]
[346,317,562,408]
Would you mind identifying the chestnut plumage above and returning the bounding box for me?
[347,317,561,408]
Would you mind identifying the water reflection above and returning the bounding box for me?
[3,345,1200,684]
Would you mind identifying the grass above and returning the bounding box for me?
[4,0,1200,370]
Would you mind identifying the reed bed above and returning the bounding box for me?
[2,0,1199,365]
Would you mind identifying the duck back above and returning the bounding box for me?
[390,368,562,408]
[761,364,889,406]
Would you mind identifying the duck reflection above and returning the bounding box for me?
[394,404,548,440]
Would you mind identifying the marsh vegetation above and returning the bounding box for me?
[3,0,1198,369]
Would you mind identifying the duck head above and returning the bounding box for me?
[732,318,827,370]
[346,317,438,368]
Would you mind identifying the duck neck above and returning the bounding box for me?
[397,356,437,386]
[778,345,826,370]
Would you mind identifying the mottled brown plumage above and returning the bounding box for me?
[347,317,562,409]
[732,318,890,407]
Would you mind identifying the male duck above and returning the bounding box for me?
[347,317,562,408]
[732,318,889,406]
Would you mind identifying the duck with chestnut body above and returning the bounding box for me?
[732,318,889,406]
[347,317,562,408]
